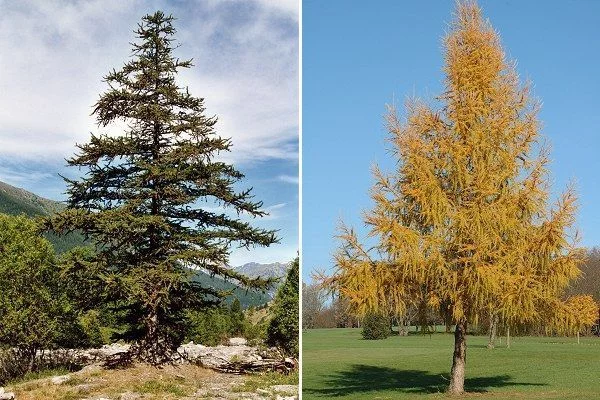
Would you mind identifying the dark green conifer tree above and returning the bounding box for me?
[266,258,299,356]
[229,298,245,336]
[48,11,277,364]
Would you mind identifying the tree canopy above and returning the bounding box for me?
[47,11,277,364]
[325,1,585,394]
[0,214,75,377]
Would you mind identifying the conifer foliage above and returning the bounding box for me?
[326,2,584,394]
[48,11,277,365]
[267,258,299,356]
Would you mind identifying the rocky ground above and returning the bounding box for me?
[0,339,298,399]
[41,338,292,373]
[1,363,298,399]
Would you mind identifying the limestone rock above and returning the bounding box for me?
[120,392,142,400]
[0,388,15,400]
[228,337,247,346]
[177,342,262,369]
[73,383,94,393]
[25,341,291,375]
[76,364,103,375]
[51,374,71,385]
[270,385,297,394]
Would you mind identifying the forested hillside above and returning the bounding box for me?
[0,180,85,253]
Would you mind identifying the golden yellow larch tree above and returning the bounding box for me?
[324,1,585,394]
[549,295,598,344]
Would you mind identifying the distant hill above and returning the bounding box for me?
[0,180,86,253]
[0,180,64,216]
[233,261,291,297]
[192,270,271,308]
[193,261,292,308]
[0,179,290,308]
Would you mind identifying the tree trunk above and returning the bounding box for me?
[448,320,467,394]
[27,347,37,373]
[506,326,511,348]
[487,313,498,349]
[133,309,173,365]
[418,300,428,335]
[145,311,161,361]
[577,331,580,344]
[444,309,452,333]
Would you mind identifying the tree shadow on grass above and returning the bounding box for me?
[304,365,545,397]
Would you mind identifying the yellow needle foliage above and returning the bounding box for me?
[549,295,598,335]
[328,1,585,332]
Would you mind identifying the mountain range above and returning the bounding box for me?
[233,261,290,280]
[0,179,290,307]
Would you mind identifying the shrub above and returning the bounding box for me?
[185,298,270,346]
[186,307,233,346]
[361,312,391,340]
[244,319,267,342]
[0,214,75,374]
[230,298,245,337]
[78,310,106,348]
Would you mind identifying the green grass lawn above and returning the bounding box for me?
[302,328,600,399]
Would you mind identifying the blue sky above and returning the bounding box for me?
[0,0,298,266]
[303,0,600,282]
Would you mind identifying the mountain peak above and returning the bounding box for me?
[233,261,291,280]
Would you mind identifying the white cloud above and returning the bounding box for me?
[0,165,53,187]
[256,0,299,21]
[277,174,299,184]
[0,0,298,165]
[259,202,287,221]
[0,0,298,266]
[265,202,286,210]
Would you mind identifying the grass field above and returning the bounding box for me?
[302,328,600,399]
